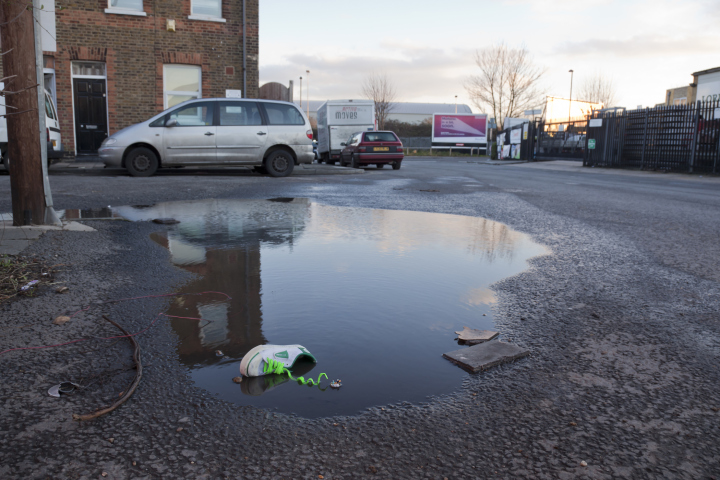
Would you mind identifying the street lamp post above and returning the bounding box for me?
[299,77,303,108]
[568,69,574,123]
[455,95,458,114]
[306,69,310,119]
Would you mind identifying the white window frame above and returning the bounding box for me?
[188,0,226,23]
[105,0,147,17]
[163,64,202,110]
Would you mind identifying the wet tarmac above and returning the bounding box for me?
[111,198,545,417]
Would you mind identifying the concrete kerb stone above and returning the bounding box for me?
[294,164,364,175]
[48,161,364,175]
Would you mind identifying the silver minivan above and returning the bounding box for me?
[99,98,314,177]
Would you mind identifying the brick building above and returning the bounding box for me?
[6,0,258,156]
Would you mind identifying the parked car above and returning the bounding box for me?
[1,88,64,172]
[339,131,403,169]
[99,98,314,177]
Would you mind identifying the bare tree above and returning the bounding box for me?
[465,43,545,131]
[361,73,397,130]
[577,73,617,108]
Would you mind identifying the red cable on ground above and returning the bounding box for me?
[0,291,231,357]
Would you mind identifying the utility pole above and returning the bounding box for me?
[0,0,45,225]
[568,69,574,123]
[299,77,302,108]
[306,70,310,119]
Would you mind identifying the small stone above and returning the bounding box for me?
[108,437,114,443]
[318,476,324,479]
[232,376,243,384]
[569,422,577,426]
[580,461,588,467]
[132,461,137,466]
[101,473,108,477]
[53,315,71,325]
[177,427,184,432]
[56,286,69,294]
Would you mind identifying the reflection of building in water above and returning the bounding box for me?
[130,198,311,368]
[151,233,266,367]
[309,205,524,261]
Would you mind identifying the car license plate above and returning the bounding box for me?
[374,147,389,152]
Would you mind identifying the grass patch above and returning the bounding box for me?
[404,149,489,158]
[0,255,58,304]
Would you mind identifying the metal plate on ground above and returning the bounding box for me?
[443,341,529,373]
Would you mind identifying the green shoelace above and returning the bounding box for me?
[262,357,328,386]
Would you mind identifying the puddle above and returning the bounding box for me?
[59,207,121,220]
[112,199,546,417]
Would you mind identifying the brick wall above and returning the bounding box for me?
[3,0,259,155]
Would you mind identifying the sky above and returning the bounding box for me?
[259,0,720,113]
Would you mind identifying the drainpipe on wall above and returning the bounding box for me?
[33,0,60,225]
[243,0,246,98]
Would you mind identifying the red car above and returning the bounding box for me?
[339,131,404,169]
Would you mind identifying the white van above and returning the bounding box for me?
[0,85,63,171]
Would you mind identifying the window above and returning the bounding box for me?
[219,102,262,126]
[167,102,214,127]
[164,65,201,109]
[192,0,221,18]
[72,62,106,77]
[263,103,305,126]
[106,0,145,15]
[364,132,397,142]
[44,93,55,120]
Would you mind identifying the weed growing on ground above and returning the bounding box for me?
[0,255,57,303]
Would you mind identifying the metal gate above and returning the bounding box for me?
[535,118,587,160]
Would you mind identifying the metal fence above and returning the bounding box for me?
[584,100,720,173]
[535,117,588,160]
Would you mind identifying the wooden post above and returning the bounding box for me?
[0,1,45,225]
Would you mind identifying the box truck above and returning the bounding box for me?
[316,99,375,164]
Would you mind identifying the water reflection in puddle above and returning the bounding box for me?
[113,199,546,417]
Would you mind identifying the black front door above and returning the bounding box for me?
[73,78,108,154]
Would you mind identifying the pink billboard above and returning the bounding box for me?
[432,114,488,145]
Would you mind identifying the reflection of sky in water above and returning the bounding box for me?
[114,199,547,417]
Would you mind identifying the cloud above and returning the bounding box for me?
[260,47,478,105]
[556,34,720,58]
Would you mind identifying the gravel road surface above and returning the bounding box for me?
[1,159,719,479]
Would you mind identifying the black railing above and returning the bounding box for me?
[584,100,720,173]
[535,117,588,160]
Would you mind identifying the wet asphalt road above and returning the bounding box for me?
[1,159,719,479]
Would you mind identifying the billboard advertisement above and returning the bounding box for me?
[431,114,488,147]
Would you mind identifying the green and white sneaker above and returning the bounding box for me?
[239,344,317,377]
